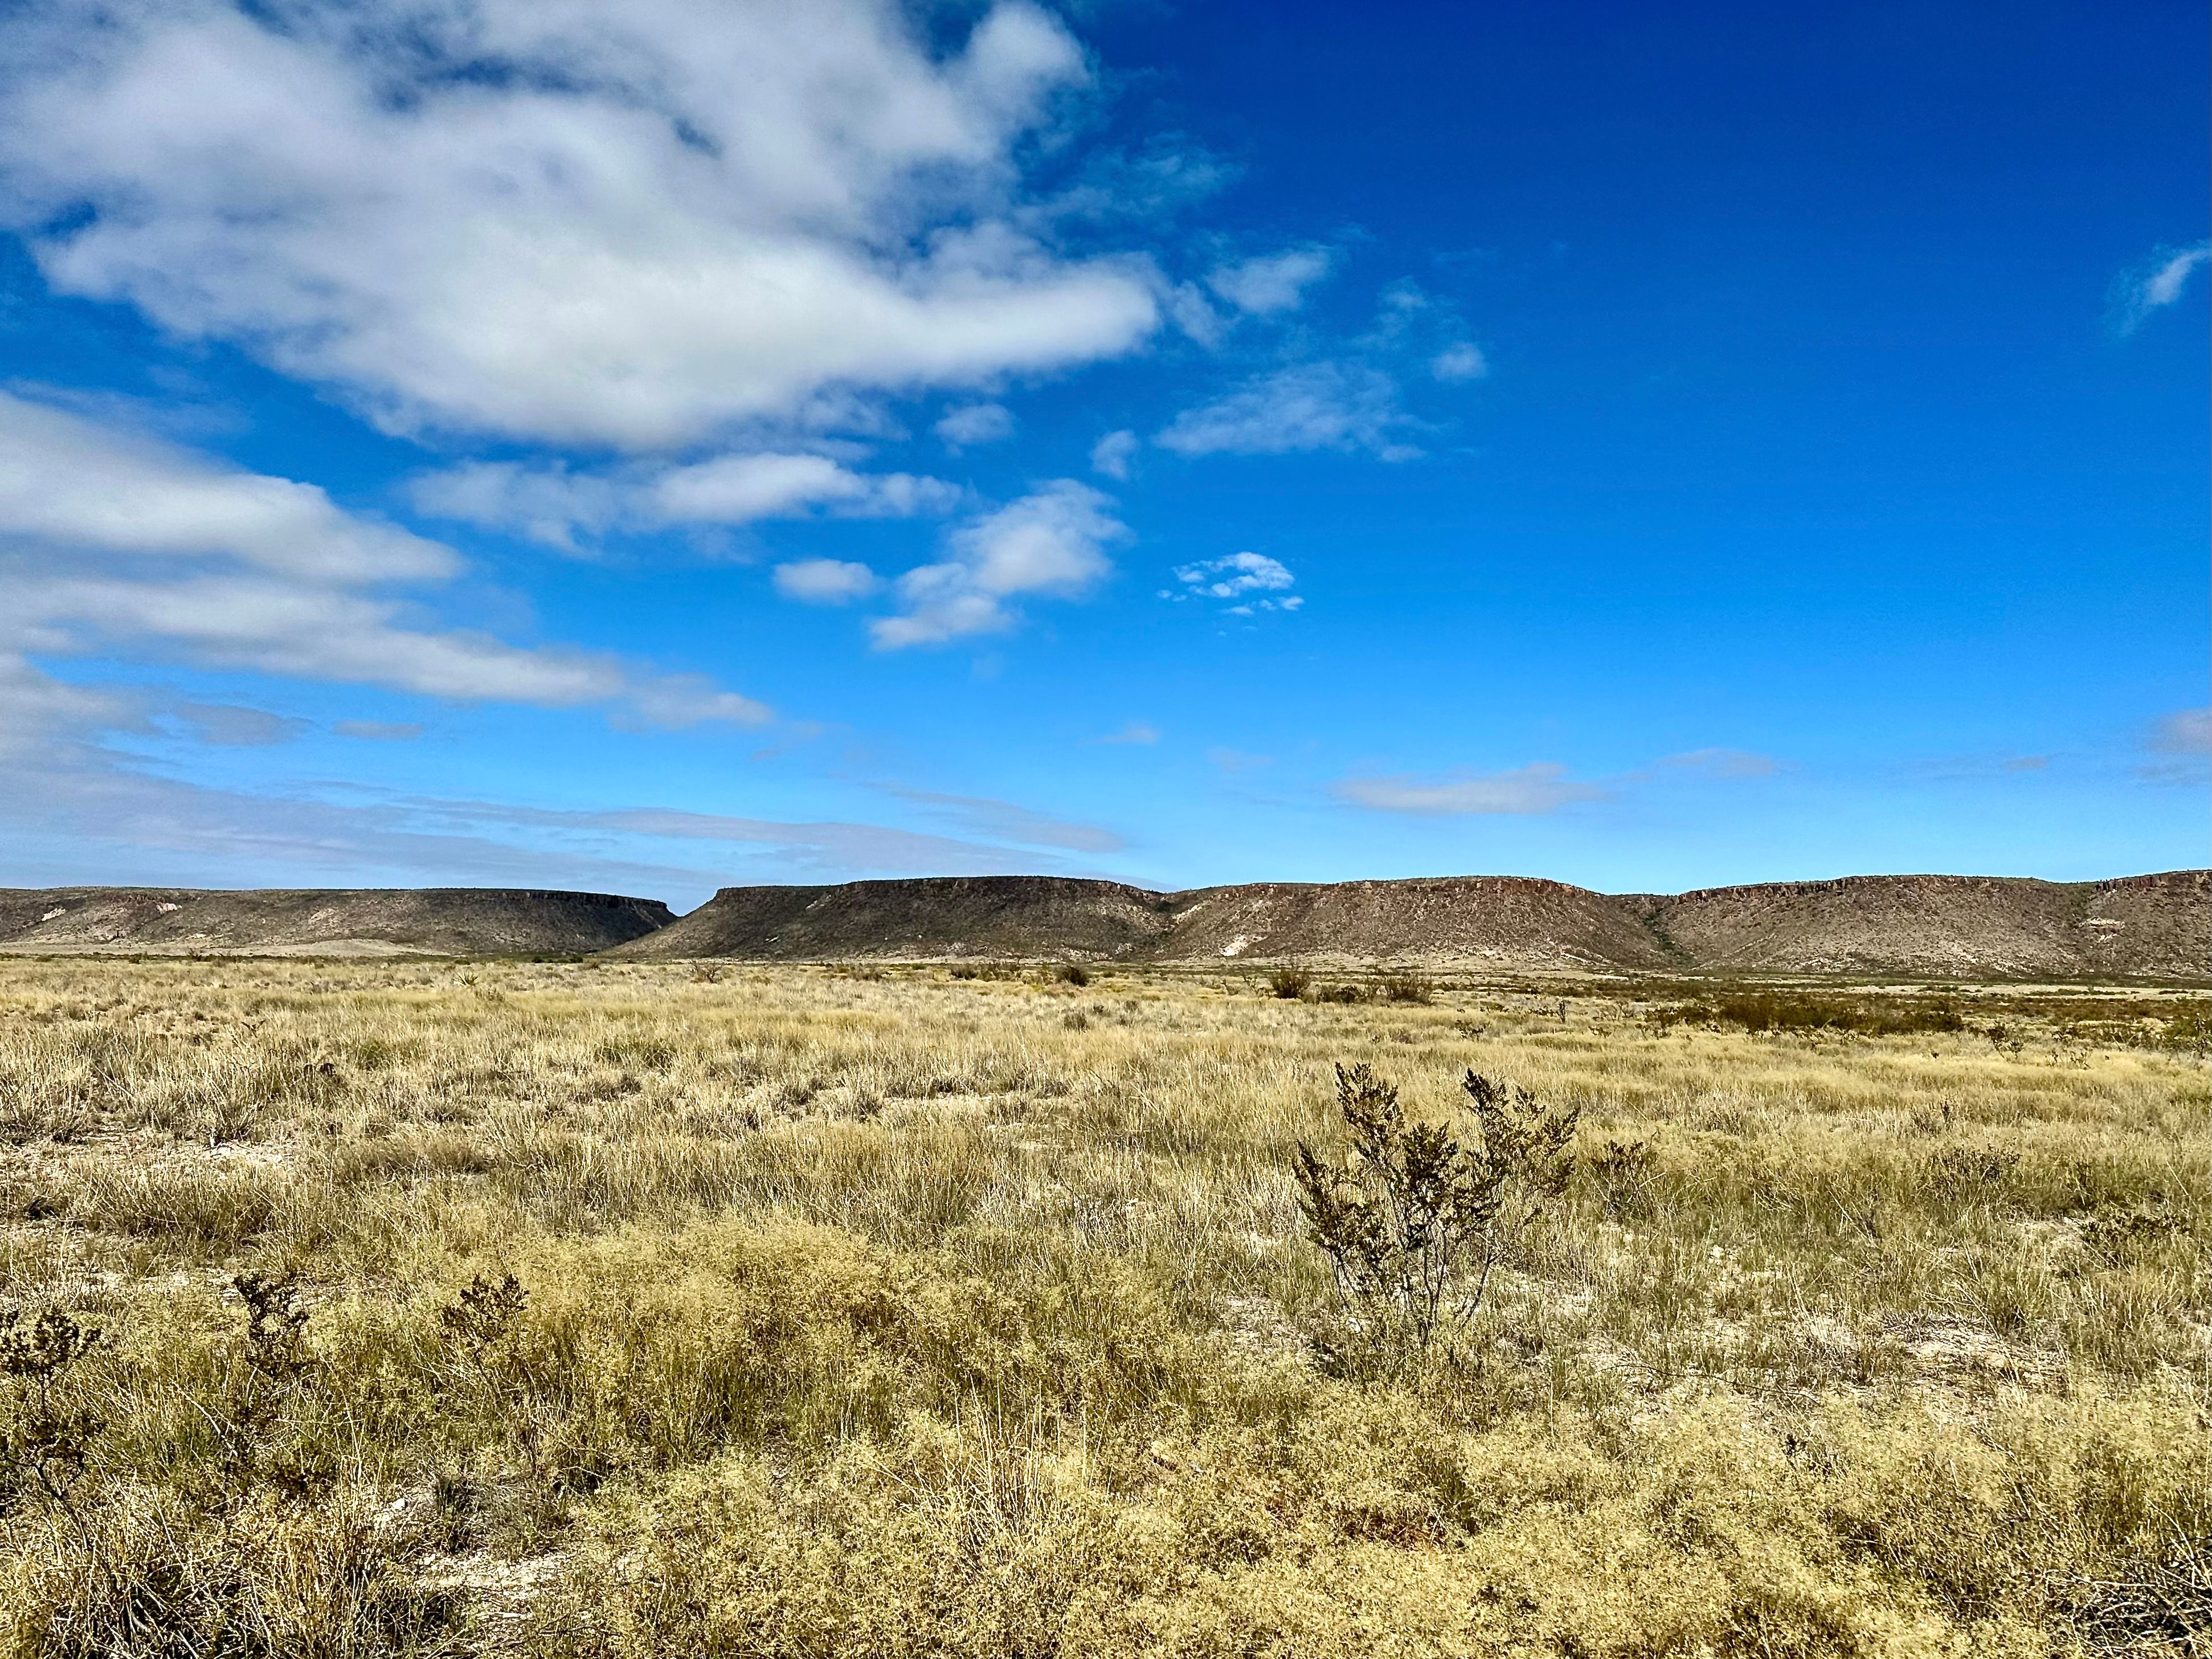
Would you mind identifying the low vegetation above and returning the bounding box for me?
[0,957,2205,1655]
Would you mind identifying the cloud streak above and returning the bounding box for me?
[2109,242,2211,336]
[1334,763,1609,816]
[0,390,769,727]
[1156,362,1417,459]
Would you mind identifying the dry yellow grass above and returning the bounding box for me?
[0,955,2205,1655]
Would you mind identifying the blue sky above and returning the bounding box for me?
[0,0,2203,908]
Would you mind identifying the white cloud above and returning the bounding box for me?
[1207,247,1332,316]
[1430,342,1488,382]
[1335,762,1608,816]
[1096,720,1158,745]
[1156,362,1417,459]
[0,391,768,726]
[0,0,1159,450]
[774,559,879,605]
[934,403,1016,449]
[334,720,423,741]
[0,389,451,582]
[2109,242,2211,336]
[872,480,1126,647]
[408,454,960,550]
[1170,551,1301,614]
[1090,428,1140,479]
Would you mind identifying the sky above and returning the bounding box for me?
[0,0,2204,910]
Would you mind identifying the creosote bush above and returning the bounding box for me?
[1294,1063,1577,1371]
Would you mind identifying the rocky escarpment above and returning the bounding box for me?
[0,887,674,957]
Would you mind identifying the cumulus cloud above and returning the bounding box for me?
[2110,243,2212,336]
[872,480,1126,648]
[0,0,1159,450]
[1207,247,1332,316]
[1156,362,1417,459]
[409,455,960,551]
[774,559,879,604]
[1090,428,1140,480]
[1335,762,1608,816]
[1170,551,1302,614]
[934,403,1016,449]
[0,391,768,726]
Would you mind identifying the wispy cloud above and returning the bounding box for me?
[0,389,770,728]
[1156,362,1418,460]
[872,481,1128,648]
[1430,342,1488,382]
[1207,747,1273,774]
[2109,242,2211,336]
[1334,762,1608,816]
[1095,721,1159,745]
[2150,707,2210,755]
[410,456,959,553]
[876,785,1124,853]
[934,403,1016,450]
[1657,747,1780,779]
[1207,247,1333,316]
[1090,429,1140,480]
[773,559,879,605]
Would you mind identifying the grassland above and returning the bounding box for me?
[0,955,2205,1656]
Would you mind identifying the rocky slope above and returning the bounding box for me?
[0,888,674,957]
[617,870,2210,981]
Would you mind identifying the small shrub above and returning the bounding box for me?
[209,1273,326,1499]
[1313,983,1365,1004]
[1588,1138,1662,1219]
[441,1272,527,1354]
[1381,976,1433,1006]
[1053,963,1091,988]
[1293,1063,1577,1371]
[1267,969,1311,1000]
[0,1304,107,1558]
[1923,1146,2021,1202]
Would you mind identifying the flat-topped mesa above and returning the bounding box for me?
[0,887,674,958]
[618,876,1176,962]
[612,868,2211,981]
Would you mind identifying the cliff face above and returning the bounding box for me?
[615,870,2211,982]
[0,888,674,957]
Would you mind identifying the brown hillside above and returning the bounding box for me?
[1637,871,2211,980]
[1156,878,1677,970]
[0,888,674,957]
[615,876,1175,962]
[629,871,2210,981]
